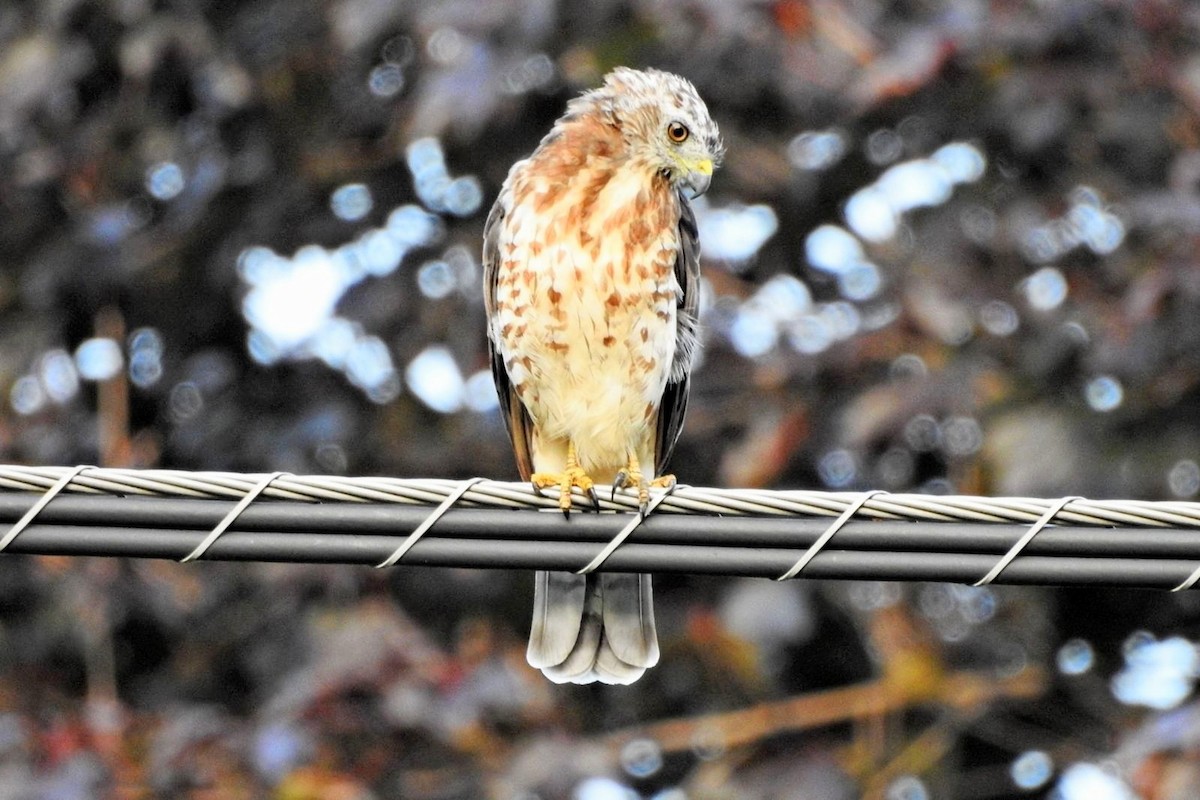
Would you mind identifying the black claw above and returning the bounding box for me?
[562,506,571,520]
[587,486,600,512]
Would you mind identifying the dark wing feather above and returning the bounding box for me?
[654,193,701,475]
[482,194,535,481]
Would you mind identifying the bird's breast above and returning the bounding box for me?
[493,165,681,459]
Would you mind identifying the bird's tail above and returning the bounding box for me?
[526,570,658,684]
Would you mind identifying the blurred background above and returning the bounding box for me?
[2,0,1200,797]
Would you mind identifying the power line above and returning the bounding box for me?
[0,466,1198,589]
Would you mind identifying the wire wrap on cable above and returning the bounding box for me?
[973,496,1082,586]
[5,467,1200,590]
[576,483,682,576]
[777,490,887,581]
[2,465,1197,530]
[0,465,92,554]
[375,477,484,568]
[1171,552,1200,592]
[179,472,290,563]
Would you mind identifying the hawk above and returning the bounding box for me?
[483,67,722,684]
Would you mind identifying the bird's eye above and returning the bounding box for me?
[667,121,690,143]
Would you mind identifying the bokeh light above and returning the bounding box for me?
[1168,459,1200,498]
[10,375,45,416]
[462,370,499,413]
[818,449,857,488]
[406,137,483,217]
[904,415,941,451]
[426,27,466,65]
[694,199,778,265]
[1023,267,1068,311]
[1112,633,1199,709]
[128,328,164,388]
[345,336,400,404]
[787,313,835,355]
[85,202,145,245]
[788,129,847,170]
[145,161,185,200]
[648,790,687,800]
[885,775,928,800]
[728,274,817,358]
[960,204,997,244]
[417,260,456,299]
[405,346,464,413]
[237,196,443,399]
[941,416,983,457]
[619,738,663,779]
[729,305,778,358]
[368,64,405,97]
[845,186,897,242]
[932,142,986,183]
[74,338,123,381]
[866,128,903,165]
[442,176,483,217]
[39,350,79,404]
[168,381,204,422]
[502,53,556,94]
[818,301,861,340]
[330,183,374,221]
[877,447,916,487]
[889,354,928,380]
[805,224,864,274]
[1011,750,1054,790]
[1019,187,1125,264]
[1084,376,1124,413]
[1057,638,1095,675]
[877,160,952,212]
[837,260,883,300]
[1051,762,1136,800]
[243,247,344,353]
[844,142,986,243]
[979,300,1019,336]
[574,776,637,800]
[847,581,904,611]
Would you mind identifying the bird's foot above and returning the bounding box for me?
[613,467,676,516]
[612,455,656,516]
[650,474,677,490]
[532,467,597,516]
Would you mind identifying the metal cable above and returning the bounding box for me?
[375,477,484,568]
[776,490,887,581]
[973,496,1082,587]
[576,482,682,575]
[179,471,290,563]
[1,465,1195,529]
[0,465,93,553]
[2,466,1200,589]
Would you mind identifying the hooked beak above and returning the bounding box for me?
[681,158,714,199]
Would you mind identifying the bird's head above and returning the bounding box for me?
[589,67,723,199]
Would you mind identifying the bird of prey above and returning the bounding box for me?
[482,67,722,684]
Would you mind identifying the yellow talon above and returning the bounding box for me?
[531,441,597,515]
[614,453,660,514]
[650,474,677,490]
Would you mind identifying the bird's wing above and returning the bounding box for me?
[482,192,535,481]
[654,193,702,475]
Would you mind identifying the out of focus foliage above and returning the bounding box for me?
[3,1,1200,798]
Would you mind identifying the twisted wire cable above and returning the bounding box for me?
[0,465,1190,527]
[2,465,1200,589]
